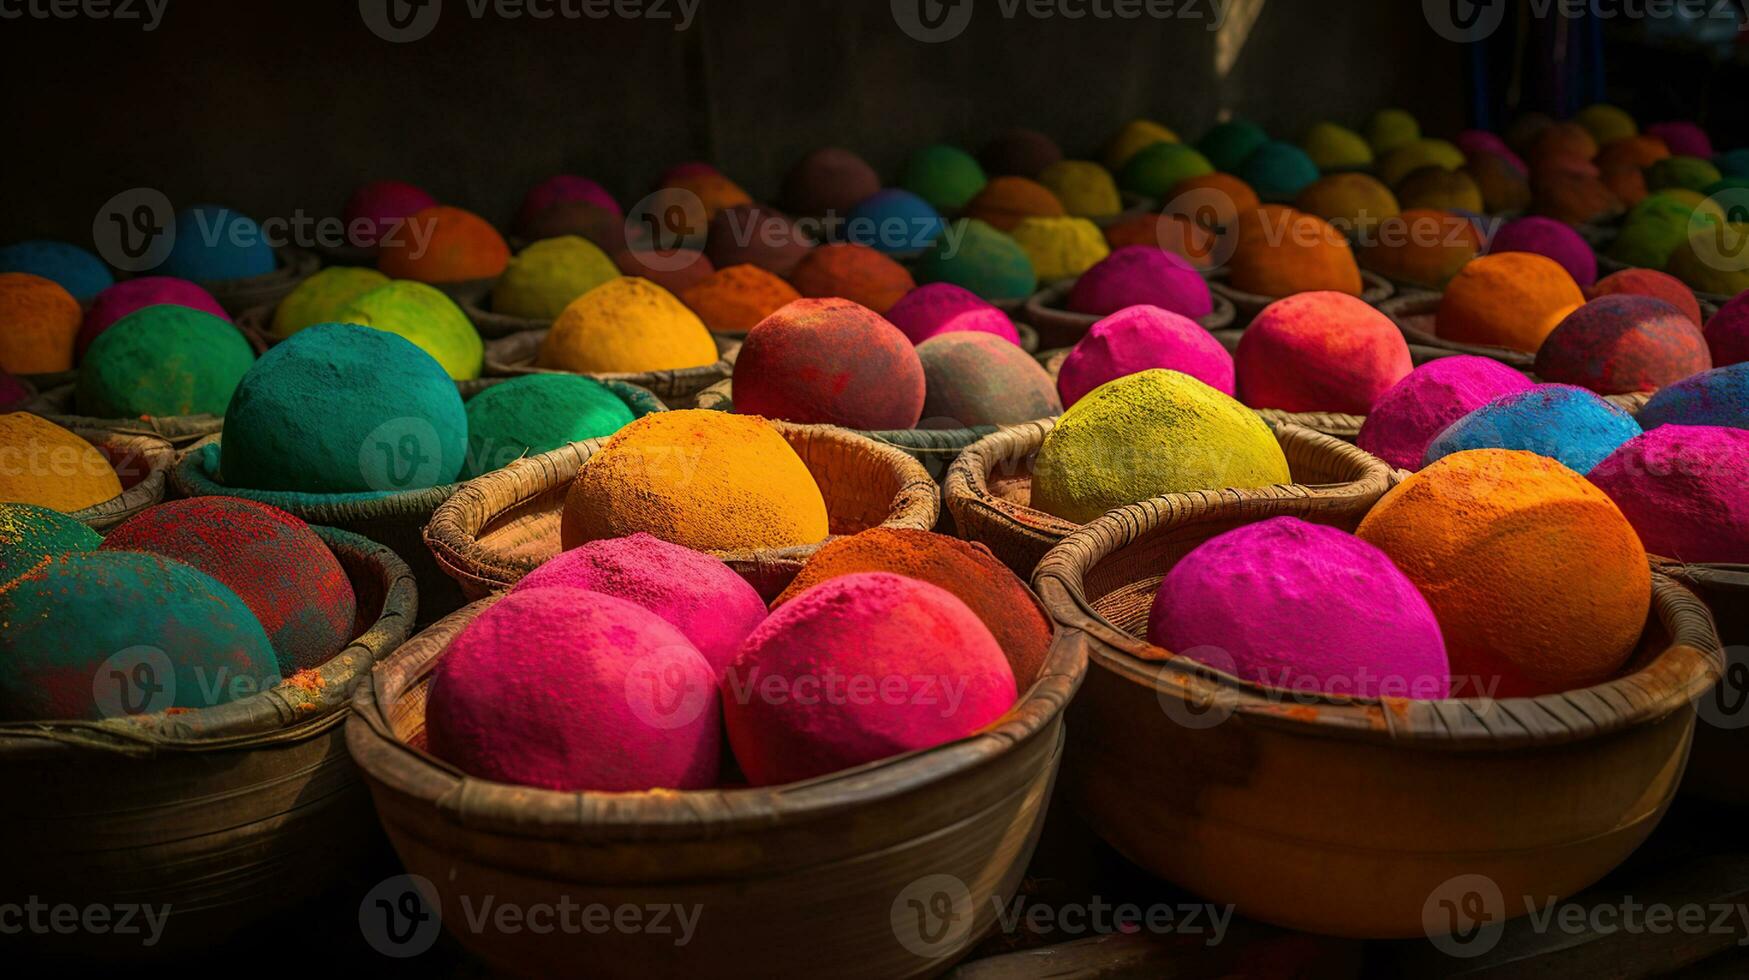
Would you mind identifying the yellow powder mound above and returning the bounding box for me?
[1008,216,1110,281]
[537,277,719,374]
[0,413,124,512]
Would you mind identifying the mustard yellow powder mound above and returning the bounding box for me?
[1008,216,1110,281]
[271,266,390,340]
[538,277,719,374]
[0,413,123,513]
[491,235,621,320]
[1103,119,1179,171]
[1038,161,1123,218]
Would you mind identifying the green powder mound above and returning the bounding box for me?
[222,322,467,494]
[1667,222,1749,296]
[490,235,620,320]
[272,266,390,340]
[1646,156,1724,194]
[1197,120,1268,173]
[1118,143,1215,198]
[901,144,989,211]
[1609,193,1723,268]
[0,502,101,586]
[463,375,638,477]
[76,305,255,418]
[1707,178,1749,220]
[1031,368,1291,524]
[913,218,1037,301]
[335,279,484,380]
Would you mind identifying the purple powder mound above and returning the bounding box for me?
[0,370,29,410]
[1487,216,1598,287]
[1456,130,1528,173]
[1147,516,1450,700]
[1357,356,1536,470]
[1707,292,1749,367]
[78,277,230,359]
[1637,363,1749,431]
[1066,246,1213,319]
[1057,305,1235,406]
[1588,425,1749,564]
[1646,121,1713,159]
[516,175,621,230]
[510,532,766,679]
[884,283,1020,345]
[1534,295,1712,395]
[917,331,1063,427]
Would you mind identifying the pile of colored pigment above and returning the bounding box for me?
[1103,118,1179,171]
[1148,517,1449,699]
[335,279,484,380]
[1589,425,1747,562]
[221,323,467,493]
[1235,291,1411,413]
[664,170,754,221]
[1118,143,1215,200]
[78,277,229,357]
[1576,103,1637,143]
[901,144,988,211]
[270,266,389,339]
[537,277,718,375]
[884,283,1020,345]
[1301,121,1374,170]
[157,205,277,282]
[1357,449,1650,698]
[1487,216,1597,287]
[1031,369,1290,524]
[787,243,916,314]
[1646,121,1713,158]
[1357,210,1480,290]
[1196,120,1268,173]
[704,205,814,275]
[679,264,801,335]
[1711,294,1749,365]
[425,588,720,791]
[378,205,510,283]
[916,332,1062,427]
[0,240,112,301]
[1666,223,1749,296]
[1294,174,1400,237]
[101,497,356,674]
[461,374,636,477]
[343,180,437,251]
[1455,130,1527,172]
[980,129,1063,178]
[963,177,1066,232]
[76,305,255,418]
[490,236,620,320]
[1505,112,1555,153]
[1636,363,1749,430]
[846,190,944,255]
[1038,161,1122,219]
[1464,152,1533,213]
[0,371,26,410]
[1227,207,1364,297]
[723,573,1017,786]
[0,414,121,511]
[780,147,882,217]
[1377,139,1465,186]
[1365,109,1421,155]
[515,175,620,233]
[1424,384,1641,473]
[1589,268,1703,326]
[0,551,278,721]
[1058,306,1234,405]
[1608,191,1721,268]
[0,273,81,374]
[733,298,925,429]
[1102,212,1221,270]
[1528,122,1598,168]
[1395,166,1484,213]
[1647,156,1723,193]
[1165,172,1262,224]
[912,219,1038,302]
[1436,252,1584,352]
[614,246,714,295]
[1534,296,1712,394]
[1236,141,1321,203]
[1008,217,1110,281]
[0,502,101,585]
[1355,356,1534,470]
[1067,247,1211,319]
[520,200,626,253]
[561,410,829,553]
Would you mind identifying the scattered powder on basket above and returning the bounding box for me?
[537,276,717,375]
[0,272,81,374]
[704,204,815,275]
[1488,216,1598,286]
[378,205,510,284]
[1637,363,1749,430]
[78,276,230,358]
[1394,166,1484,213]
[76,305,255,418]
[271,266,390,339]
[158,205,276,282]
[1058,305,1234,405]
[491,236,620,320]
[1356,357,1535,470]
[1436,252,1585,352]
[980,129,1064,179]
[1708,293,1749,366]
[916,332,1062,427]
[884,283,1020,346]
[787,243,916,314]
[462,374,635,477]
[335,279,484,380]
[1300,121,1374,171]
[0,240,112,302]
[901,144,989,211]
[912,219,1037,302]
[1294,174,1400,237]
[1067,246,1212,319]
[1196,119,1268,173]
[845,190,945,255]
[1118,144,1215,201]
[1007,217,1109,282]
[963,177,1065,233]
[1103,118,1180,171]
[1588,425,1748,563]
[0,414,122,512]
[1228,207,1364,298]
[780,147,882,217]
[515,175,620,233]
[733,297,925,429]
[680,264,801,335]
[1236,141,1321,203]
[344,180,438,251]
[1037,161,1122,219]
[1236,291,1411,414]
[1357,210,1481,290]
[0,502,101,585]
[1535,296,1713,394]
[1589,268,1704,327]
[1425,383,1641,473]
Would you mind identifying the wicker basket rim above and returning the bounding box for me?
[173,441,463,515]
[67,428,175,529]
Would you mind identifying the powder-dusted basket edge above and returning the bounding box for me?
[1032,501,1723,939]
[0,526,417,955]
[67,427,175,531]
[1663,559,1749,808]
[1020,279,1238,350]
[423,421,941,602]
[943,419,1395,578]
[483,329,738,408]
[343,590,1085,980]
[1209,269,1395,323]
[201,246,320,316]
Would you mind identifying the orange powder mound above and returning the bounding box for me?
[1530,122,1600,164]
[0,413,123,512]
[1358,210,1482,290]
[538,276,719,373]
[1227,206,1363,297]
[1599,160,1649,208]
[1597,135,1670,172]
[1436,252,1584,352]
[1163,173,1261,222]
[1532,171,1624,225]
[1357,449,1650,698]
[786,243,916,314]
[1294,173,1400,237]
[1464,152,1533,213]
[379,205,510,283]
[1102,213,1222,270]
[664,172,753,221]
[679,264,800,335]
[963,176,1066,232]
[560,410,828,553]
[0,273,82,374]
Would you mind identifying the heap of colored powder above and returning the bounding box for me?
[1236,141,1321,203]
[1031,369,1290,524]
[157,206,277,282]
[1648,156,1724,193]
[1488,216,1598,286]
[1102,212,1221,270]
[1197,120,1268,173]
[1294,174,1400,237]
[520,200,626,253]
[1637,363,1749,430]
[378,205,510,284]
[1529,123,1599,167]
[614,247,714,295]
[221,323,466,493]
[1356,356,1535,470]
[1535,296,1712,394]
[512,532,765,678]
[1666,223,1749,296]
[1037,161,1122,219]
[916,331,1062,427]
[1301,122,1374,171]
[1149,517,1450,699]
[1707,293,1749,365]
[1646,121,1713,159]
[561,410,829,553]
[1068,247,1212,319]
[1599,134,1671,172]
[1436,252,1585,352]
[846,189,945,254]
[1235,291,1411,413]
[1532,168,1625,225]
[1575,104,1637,144]
[1394,166,1484,213]
[704,204,814,275]
[780,147,882,217]
[0,414,121,512]
[1227,206,1364,297]
[76,305,254,418]
[1464,151,1534,213]
[1118,143,1215,200]
[462,374,635,477]
[537,276,717,374]
[1357,449,1650,698]
[0,502,101,585]
[901,144,988,211]
[101,498,356,674]
[1424,384,1640,473]
[426,587,720,791]
[1505,112,1555,154]
[1588,425,1748,563]
[490,236,620,320]
[1357,210,1481,290]
[884,282,1020,346]
[515,175,620,233]
[913,218,1037,301]
[1590,268,1703,326]
[1165,173,1262,222]
[663,171,753,221]
[0,272,81,374]
[0,372,30,410]
[679,264,801,335]
[1008,217,1109,281]
[1377,139,1465,186]
[1609,191,1723,268]
[343,180,438,252]
[1364,109,1420,155]
[1103,119,1180,171]
[0,241,112,302]
[1455,130,1528,172]
[963,177,1065,233]
[78,276,229,357]
[724,572,1017,786]
[734,297,925,429]
[979,129,1063,178]
[787,243,916,314]
[1058,306,1234,405]
[271,266,390,339]
[335,279,484,380]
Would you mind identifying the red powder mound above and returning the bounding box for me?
[614,248,715,295]
[680,264,801,335]
[1534,296,1713,395]
[704,204,814,275]
[379,205,510,283]
[1588,268,1703,327]
[733,298,926,429]
[786,243,917,314]
[1236,291,1412,413]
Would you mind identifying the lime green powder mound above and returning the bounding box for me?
[335,279,484,380]
[76,305,255,418]
[272,267,390,339]
[490,236,620,320]
[0,502,101,585]
[463,375,638,477]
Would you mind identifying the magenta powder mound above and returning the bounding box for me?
[1147,517,1450,699]
[1709,292,1749,366]
[0,370,29,410]
[1534,295,1712,394]
[1356,356,1535,469]
[510,532,765,679]
[1058,305,1235,406]
[1066,246,1213,319]
[426,587,721,792]
[916,331,1062,427]
[516,175,621,231]
[1487,216,1598,287]
[77,277,230,359]
[733,297,926,429]
[1235,291,1413,413]
[1645,121,1713,159]
[1456,130,1528,173]
[343,180,438,250]
[883,283,1020,346]
[1588,425,1749,563]
[722,572,1017,786]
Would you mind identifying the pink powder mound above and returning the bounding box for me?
[884,283,1020,346]
[1066,246,1213,319]
[1645,121,1713,159]
[1057,305,1235,406]
[0,370,30,410]
[1356,356,1535,470]
[1147,516,1450,699]
[1535,295,1713,395]
[511,532,766,678]
[722,572,1018,786]
[1588,425,1749,564]
[1488,216,1597,287]
[426,588,720,792]
[342,180,438,250]
[1456,130,1528,173]
[516,175,622,230]
[1235,291,1413,413]
[78,277,231,359]
[1708,292,1749,367]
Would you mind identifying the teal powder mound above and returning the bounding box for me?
[463,375,637,477]
[0,551,280,721]
[158,205,278,282]
[913,219,1038,301]
[901,144,989,211]
[75,305,255,418]
[1237,141,1323,202]
[221,322,467,494]
[0,240,114,302]
[0,502,101,586]
[1197,120,1269,173]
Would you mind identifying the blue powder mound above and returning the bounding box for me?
[1637,363,1749,431]
[846,189,945,255]
[1237,141,1323,202]
[157,205,278,282]
[0,240,114,301]
[1425,383,1643,474]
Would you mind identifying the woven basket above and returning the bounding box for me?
[1663,560,1749,808]
[0,526,416,956]
[1020,278,1237,350]
[423,421,940,602]
[1032,505,1723,939]
[483,329,737,408]
[344,588,1084,979]
[944,420,1394,578]
[64,428,175,531]
[1209,269,1395,324]
[201,246,319,316]
[430,275,499,306]
[460,296,549,340]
